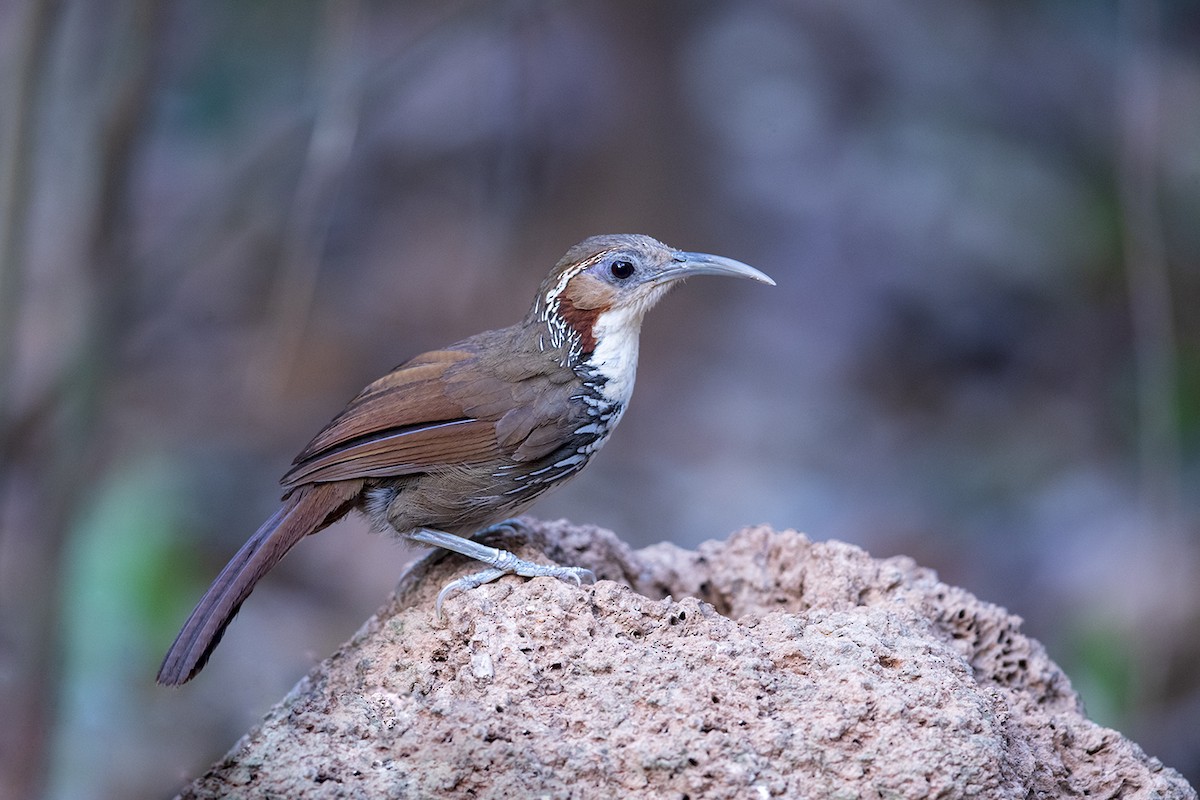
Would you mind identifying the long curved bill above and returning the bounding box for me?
[657,251,776,286]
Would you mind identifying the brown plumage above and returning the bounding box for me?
[157,234,773,686]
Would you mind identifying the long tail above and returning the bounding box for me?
[157,481,360,686]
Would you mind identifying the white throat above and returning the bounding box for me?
[585,302,645,408]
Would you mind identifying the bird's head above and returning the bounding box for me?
[529,234,774,364]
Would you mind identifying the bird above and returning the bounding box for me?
[157,233,773,686]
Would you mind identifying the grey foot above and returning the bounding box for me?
[407,527,596,618]
[435,560,595,618]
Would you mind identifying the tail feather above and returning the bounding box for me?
[157,482,359,686]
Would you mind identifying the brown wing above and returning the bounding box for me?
[442,334,584,463]
[280,347,501,489]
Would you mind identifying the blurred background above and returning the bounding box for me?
[1,0,1197,797]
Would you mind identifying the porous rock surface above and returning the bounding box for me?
[178,522,1196,799]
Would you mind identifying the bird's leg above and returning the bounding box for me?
[407,526,596,618]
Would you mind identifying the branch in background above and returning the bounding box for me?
[247,0,366,404]
[0,3,65,798]
[0,0,62,456]
[1116,0,1182,537]
[1116,0,1192,735]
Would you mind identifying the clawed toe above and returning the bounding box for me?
[435,567,506,619]
[434,563,596,619]
[413,526,594,620]
[560,567,595,586]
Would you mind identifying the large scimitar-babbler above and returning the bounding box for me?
[157,233,773,686]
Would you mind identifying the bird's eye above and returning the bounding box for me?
[610,260,635,280]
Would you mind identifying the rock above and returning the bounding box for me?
[177,522,1196,799]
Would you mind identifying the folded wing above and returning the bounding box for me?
[281,348,502,488]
